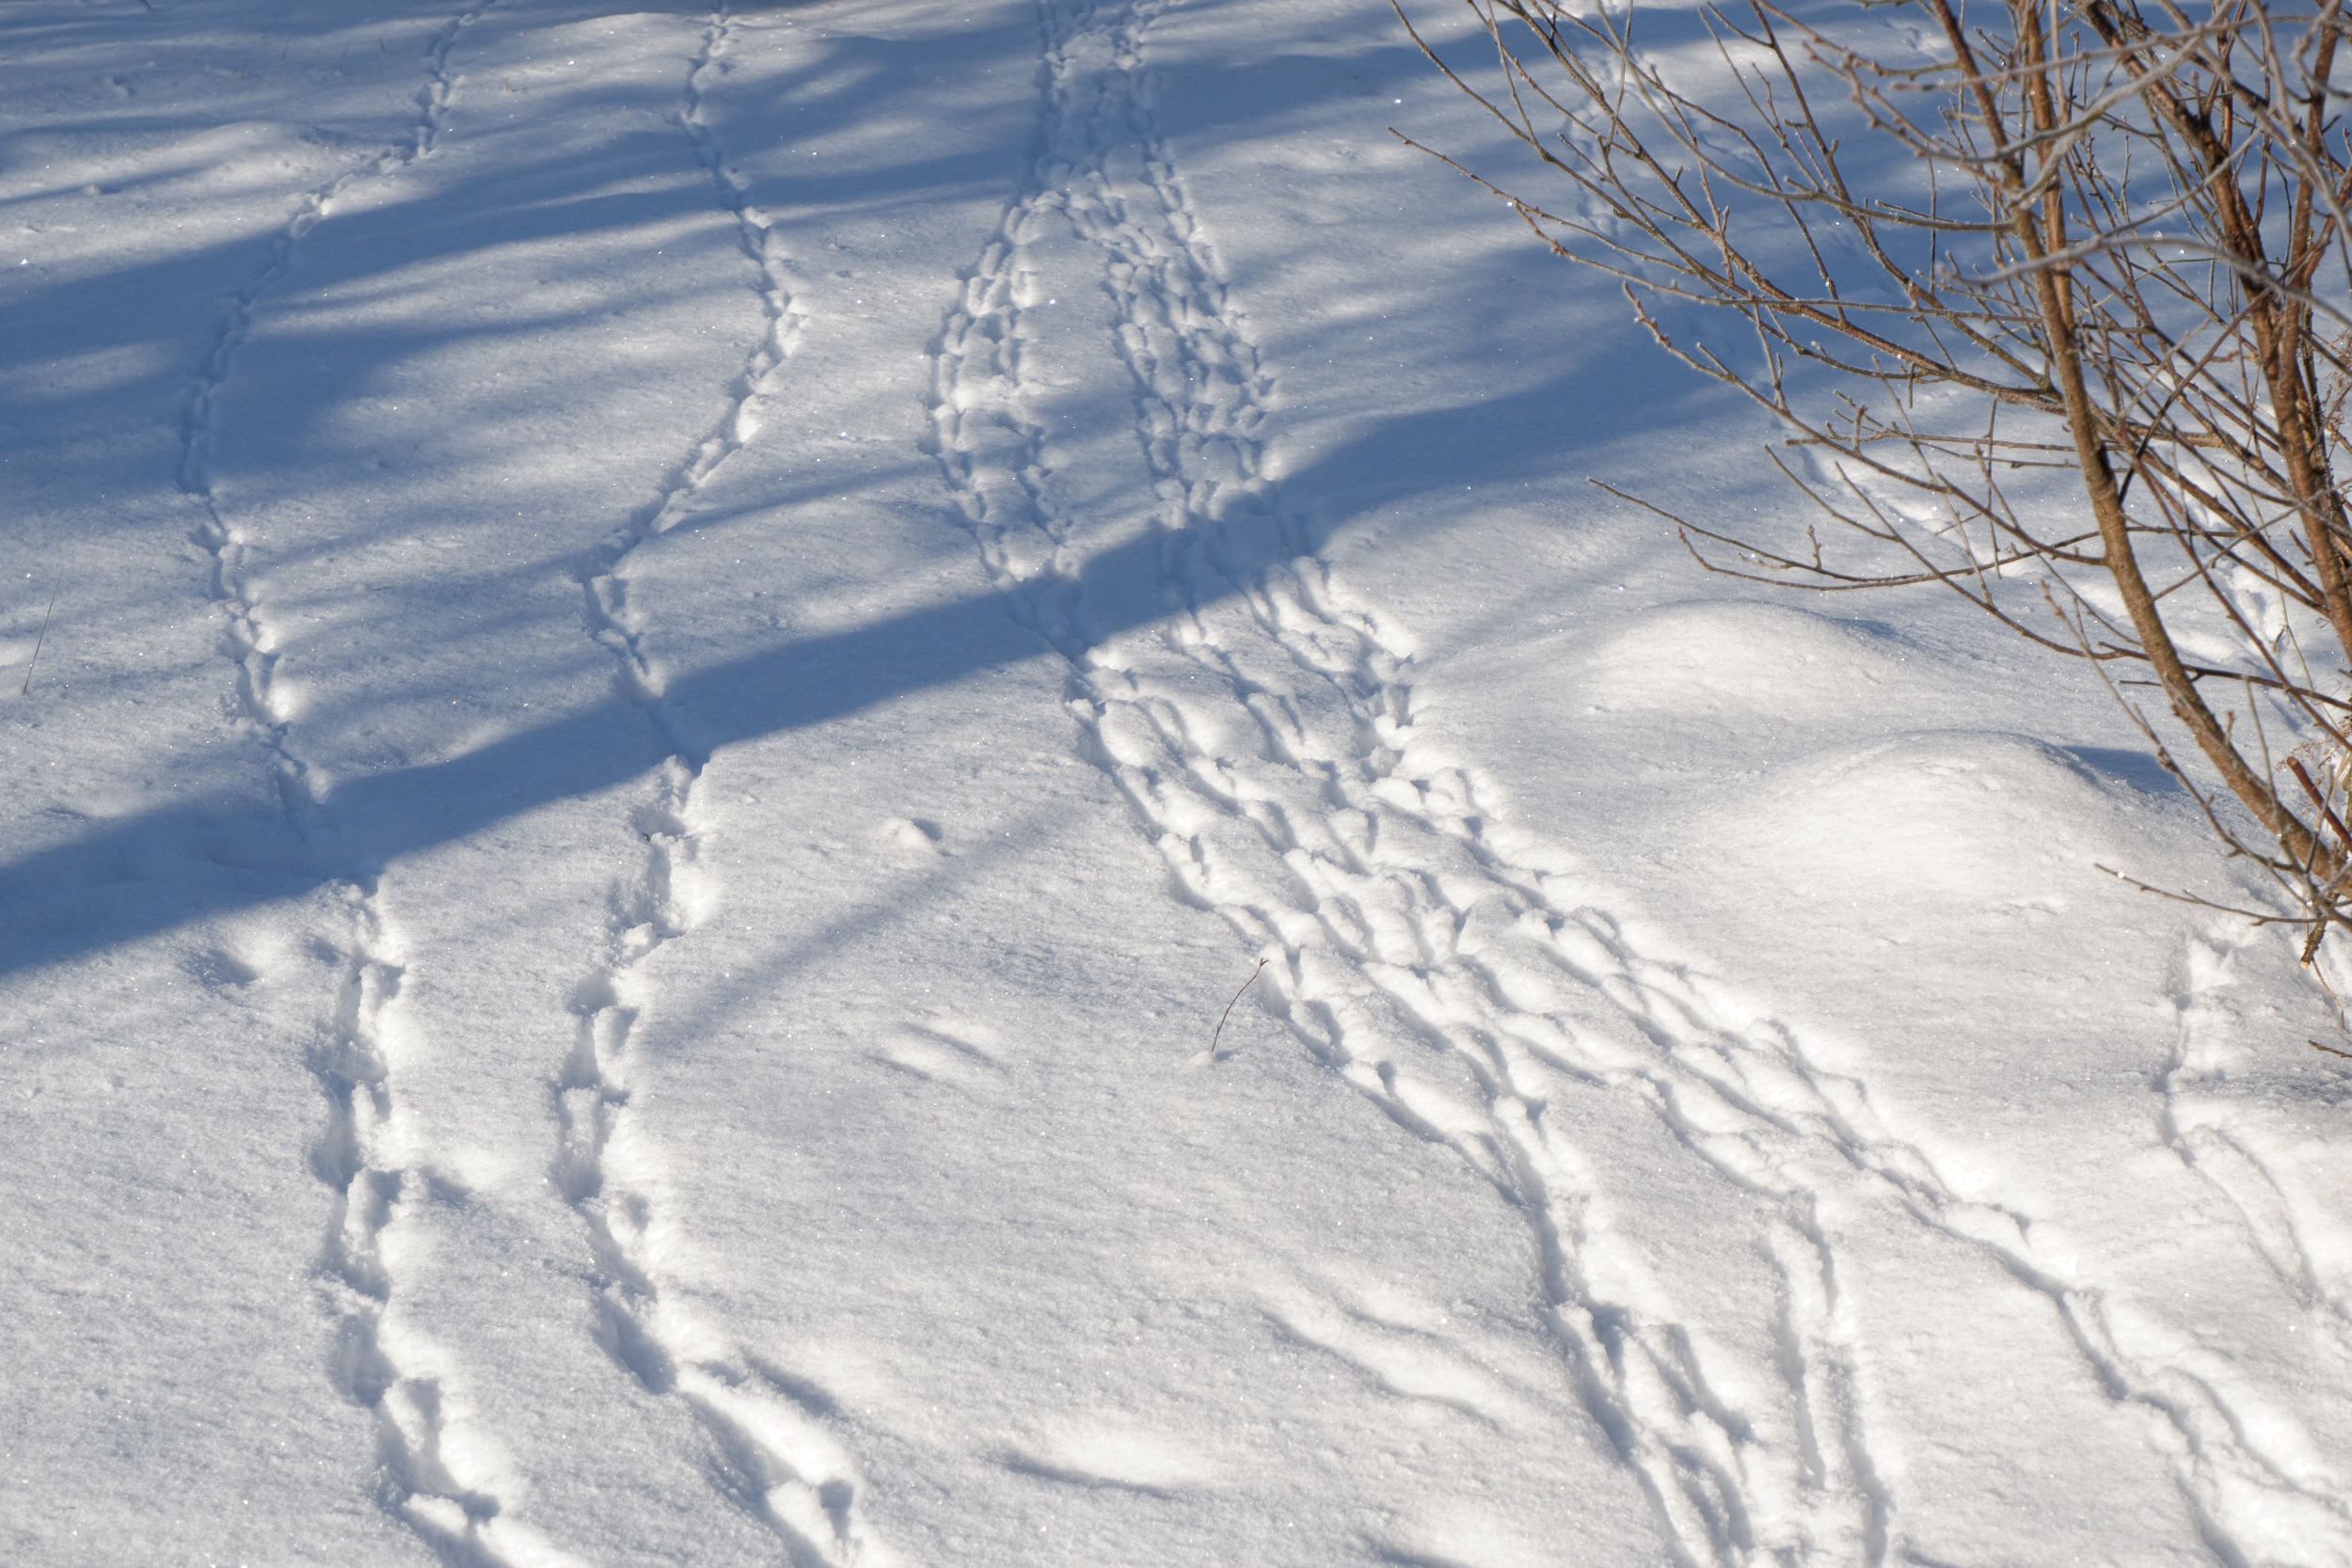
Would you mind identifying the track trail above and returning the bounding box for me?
[180,5,495,820]
[549,11,884,1564]
[923,1,2347,1561]
[171,8,602,1562]
[2153,931,2352,1555]
[179,5,876,1556]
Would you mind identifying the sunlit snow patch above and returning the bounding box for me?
[1576,600,1917,719]
[1711,729,2174,915]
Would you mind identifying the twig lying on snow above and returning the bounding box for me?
[21,578,58,696]
[1208,958,1267,1061]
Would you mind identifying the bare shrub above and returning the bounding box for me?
[1396,0,2352,957]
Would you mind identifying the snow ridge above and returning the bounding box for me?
[165,8,576,1561]
[548,13,881,1564]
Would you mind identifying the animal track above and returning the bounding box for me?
[917,2,2352,1562]
[548,14,881,1563]
[166,8,572,1561]
[310,887,578,1566]
[574,7,807,726]
[924,3,1878,1559]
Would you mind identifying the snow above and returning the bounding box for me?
[2,0,2348,1564]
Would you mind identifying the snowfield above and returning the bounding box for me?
[3,1,2349,1564]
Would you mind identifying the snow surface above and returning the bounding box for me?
[3,1,2349,1564]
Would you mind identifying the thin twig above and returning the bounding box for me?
[1209,958,1268,1060]
[2287,755,2352,848]
[21,579,58,697]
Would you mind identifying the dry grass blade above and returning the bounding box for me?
[20,578,58,697]
[1208,958,1268,1061]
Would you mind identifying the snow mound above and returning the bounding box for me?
[1710,729,2163,910]
[1577,599,1919,718]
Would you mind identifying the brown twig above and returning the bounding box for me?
[2287,755,2352,849]
[1209,958,1268,1060]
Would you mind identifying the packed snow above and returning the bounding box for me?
[3,1,2349,1564]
